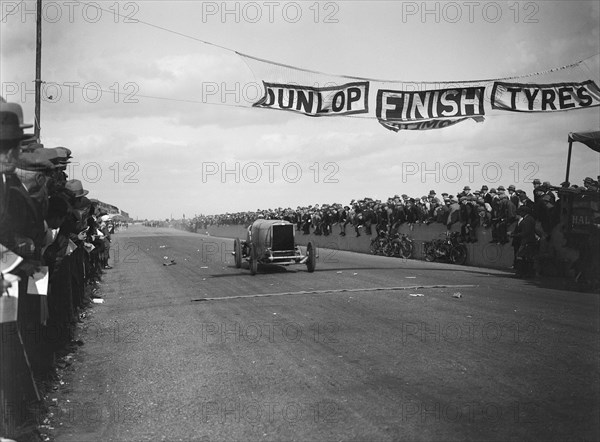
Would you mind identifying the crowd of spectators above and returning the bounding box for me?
[184,177,599,279]
[1,99,118,438]
[190,180,597,238]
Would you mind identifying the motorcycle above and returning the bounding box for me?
[385,233,414,259]
[423,231,467,265]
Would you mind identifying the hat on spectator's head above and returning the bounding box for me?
[474,190,481,195]
[459,196,468,202]
[0,100,34,144]
[429,190,436,195]
[497,185,505,191]
[463,186,471,191]
[20,141,42,152]
[543,181,552,188]
[451,197,458,203]
[481,185,488,191]
[65,179,89,198]
[489,188,497,194]
[401,194,408,199]
[36,146,72,170]
[508,184,516,191]
[499,193,509,199]
[532,178,541,185]
[16,148,54,171]
[477,197,484,204]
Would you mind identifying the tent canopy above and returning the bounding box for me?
[568,130,600,152]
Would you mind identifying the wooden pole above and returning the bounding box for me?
[34,0,42,142]
[565,141,573,184]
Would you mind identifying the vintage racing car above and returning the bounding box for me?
[233,219,316,275]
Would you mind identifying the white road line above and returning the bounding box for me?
[192,284,477,302]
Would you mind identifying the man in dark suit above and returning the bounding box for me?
[512,206,538,277]
[508,184,520,208]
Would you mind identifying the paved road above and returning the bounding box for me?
[49,225,599,442]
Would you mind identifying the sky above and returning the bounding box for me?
[1,0,599,220]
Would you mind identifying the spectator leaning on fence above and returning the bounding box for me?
[1,98,118,438]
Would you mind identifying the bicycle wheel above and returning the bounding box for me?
[383,241,394,257]
[399,240,413,259]
[424,243,436,262]
[450,245,467,265]
[370,240,379,255]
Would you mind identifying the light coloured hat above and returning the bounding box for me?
[66,179,89,198]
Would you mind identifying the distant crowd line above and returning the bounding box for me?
[187,178,597,242]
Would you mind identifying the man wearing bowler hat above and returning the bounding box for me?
[1,100,35,239]
[0,100,45,421]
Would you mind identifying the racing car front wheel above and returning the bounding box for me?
[234,238,242,268]
[249,243,258,275]
[306,241,316,273]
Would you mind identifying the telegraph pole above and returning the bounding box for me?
[34,0,42,142]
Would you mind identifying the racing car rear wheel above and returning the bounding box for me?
[249,243,258,275]
[234,238,242,268]
[306,242,316,273]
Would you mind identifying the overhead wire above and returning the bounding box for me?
[75,1,598,83]
[19,1,600,118]
[0,0,25,22]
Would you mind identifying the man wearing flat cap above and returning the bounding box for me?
[507,184,519,208]
[1,105,45,264]
[517,189,534,211]
[494,193,517,244]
